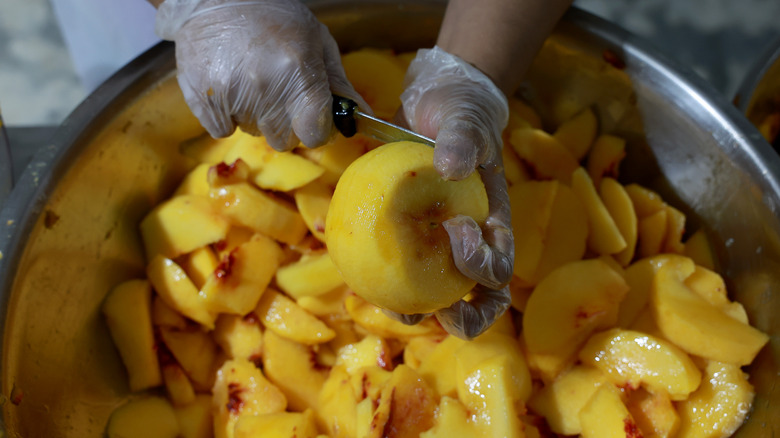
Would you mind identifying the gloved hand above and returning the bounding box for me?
[155,0,367,151]
[388,46,514,340]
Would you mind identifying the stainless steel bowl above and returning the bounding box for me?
[1,2,779,436]
[0,112,11,209]
[735,34,780,149]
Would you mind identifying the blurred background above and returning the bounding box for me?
[1,0,780,177]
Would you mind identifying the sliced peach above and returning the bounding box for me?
[140,194,229,260]
[676,360,755,437]
[553,107,598,160]
[341,48,405,120]
[571,167,626,255]
[600,177,638,266]
[625,388,680,438]
[578,328,701,400]
[344,294,443,340]
[294,179,332,242]
[275,251,344,300]
[683,228,716,270]
[147,255,215,328]
[527,365,608,435]
[158,326,218,391]
[617,254,695,328]
[212,358,287,438]
[106,396,179,438]
[637,208,668,258]
[261,329,329,412]
[419,397,479,438]
[579,384,640,438]
[173,163,211,197]
[161,362,195,407]
[178,246,219,289]
[179,129,245,165]
[509,128,579,183]
[212,313,264,361]
[209,182,307,244]
[173,394,212,438]
[102,279,161,391]
[201,233,282,316]
[586,134,626,188]
[370,365,438,438]
[255,288,335,345]
[508,180,557,282]
[651,264,769,365]
[455,331,532,403]
[233,410,319,438]
[522,258,628,356]
[457,355,524,438]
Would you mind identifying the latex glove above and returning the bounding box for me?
[391,46,514,340]
[155,0,367,151]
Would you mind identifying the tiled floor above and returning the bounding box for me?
[1,0,779,126]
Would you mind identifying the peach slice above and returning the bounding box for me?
[201,233,282,316]
[106,396,180,438]
[419,397,479,438]
[102,279,161,392]
[527,365,608,435]
[553,107,598,161]
[209,182,307,245]
[140,194,229,260]
[158,326,218,391]
[234,410,319,438]
[651,264,769,365]
[509,128,579,183]
[327,141,489,314]
[676,360,755,437]
[212,358,287,438]
[617,254,695,328]
[625,388,680,438]
[586,134,626,188]
[212,313,264,361]
[146,255,215,328]
[683,228,716,270]
[261,330,329,412]
[275,251,344,300]
[522,258,628,356]
[344,294,443,340]
[457,355,525,438]
[341,48,405,120]
[578,328,701,400]
[293,179,332,242]
[370,364,438,438]
[579,384,640,438]
[173,163,211,197]
[173,394,213,438]
[600,177,638,266]
[254,288,336,345]
[571,167,626,255]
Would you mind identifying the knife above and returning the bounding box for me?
[332,95,435,147]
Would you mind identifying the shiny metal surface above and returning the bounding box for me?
[735,34,780,128]
[0,2,779,436]
[0,113,11,209]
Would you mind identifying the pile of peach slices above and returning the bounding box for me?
[102,47,768,438]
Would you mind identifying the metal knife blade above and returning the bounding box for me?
[332,95,435,147]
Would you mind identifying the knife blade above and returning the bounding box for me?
[332,95,435,147]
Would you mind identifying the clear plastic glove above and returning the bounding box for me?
[387,46,514,340]
[155,0,367,151]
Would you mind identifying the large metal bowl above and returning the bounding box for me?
[1,1,779,436]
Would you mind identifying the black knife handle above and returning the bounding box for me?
[332,94,358,138]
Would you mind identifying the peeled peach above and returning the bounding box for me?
[326,141,488,314]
